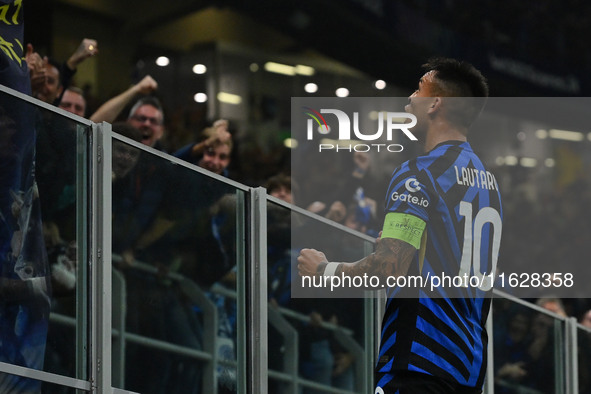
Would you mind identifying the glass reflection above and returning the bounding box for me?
[268,200,369,393]
[493,299,558,394]
[1,89,89,391]
[111,130,240,393]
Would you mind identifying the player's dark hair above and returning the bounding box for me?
[422,57,488,128]
[422,57,488,97]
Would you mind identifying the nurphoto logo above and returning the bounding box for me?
[303,107,418,153]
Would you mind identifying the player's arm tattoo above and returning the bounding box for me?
[336,238,416,280]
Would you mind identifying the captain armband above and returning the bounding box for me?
[381,212,426,249]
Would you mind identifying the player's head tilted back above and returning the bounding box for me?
[422,57,488,130]
[421,57,489,98]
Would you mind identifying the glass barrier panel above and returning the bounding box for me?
[266,199,297,393]
[1,89,91,391]
[280,204,373,393]
[492,298,560,394]
[110,135,245,394]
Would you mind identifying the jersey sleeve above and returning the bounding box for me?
[381,168,432,248]
[384,171,431,222]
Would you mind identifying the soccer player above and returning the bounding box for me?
[297,58,502,394]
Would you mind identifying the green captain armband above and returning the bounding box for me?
[381,213,426,249]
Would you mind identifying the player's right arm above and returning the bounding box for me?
[297,238,416,281]
[339,238,416,279]
[297,212,424,281]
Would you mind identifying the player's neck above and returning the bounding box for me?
[424,122,467,152]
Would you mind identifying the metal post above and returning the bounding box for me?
[564,317,578,394]
[375,291,386,356]
[90,122,112,393]
[247,187,268,393]
[76,124,90,384]
[484,300,494,394]
[364,241,376,393]
[554,318,565,394]
[236,189,247,394]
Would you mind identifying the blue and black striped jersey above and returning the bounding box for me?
[377,140,503,388]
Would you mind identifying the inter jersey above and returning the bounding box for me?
[377,140,503,388]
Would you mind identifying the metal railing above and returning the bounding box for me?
[47,257,366,394]
[45,258,589,394]
[2,83,589,394]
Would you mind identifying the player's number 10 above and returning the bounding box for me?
[458,201,502,291]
